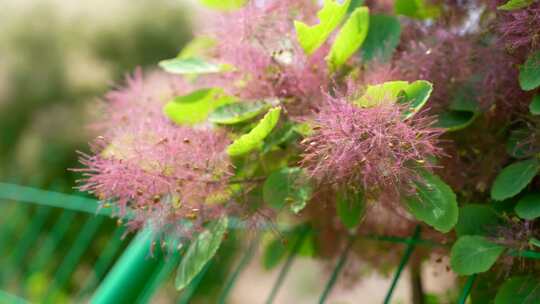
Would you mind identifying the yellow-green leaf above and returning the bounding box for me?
[199,0,247,10]
[164,89,234,125]
[498,0,535,10]
[159,57,231,75]
[294,0,351,55]
[326,7,369,70]
[227,107,281,156]
[175,217,228,290]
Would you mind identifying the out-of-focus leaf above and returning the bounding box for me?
[360,14,401,62]
[175,217,228,290]
[199,0,247,10]
[336,189,365,229]
[455,204,500,237]
[208,101,269,125]
[395,0,441,19]
[490,158,540,201]
[494,276,540,304]
[326,7,369,70]
[164,89,234,125]
[263,167,312,213]
[515,193,540,220]
[227,107,281,156]
[159,57,230,74]
[529,94,540,115]
[498,0,535,10]
[294,0,351,55]
[519,51,540,91]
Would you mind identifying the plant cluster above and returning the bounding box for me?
[78,0,540,300]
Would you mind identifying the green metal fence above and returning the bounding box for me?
[3,182,536,303]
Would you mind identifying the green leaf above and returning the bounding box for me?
[395,0,441,19]
[455,204,501,237]
[198,0,247,10]
[507,128,534,158]
[519,51,540,91]
[208,101,269,125]
[263,238,288,270]
[450,235,504,275]
[529,95,540,115]
[336,189,365,229]
[490,159,540,201]
[227,107,281,156]
[360,14,401,62]
[175,217,228,290]
[529,237,540,248]
[404,170,458,233]
[495,276,540,304]
[326,7,369,70]
[294,0,351,55]
[355,80,433,119]
[262,122,299,153]
[436,111,476,131]
[515,193,540,220]
[159,57,230,75]
[498,0,535,10]
[356,80,409,107]
[399,80,433,119]
[263,167,312,213]
[164,89,234,125]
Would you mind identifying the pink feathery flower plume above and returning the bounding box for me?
[76,71,232,237]
[300,95,443,200]
[496,2,540,53]
[199,0,329,116]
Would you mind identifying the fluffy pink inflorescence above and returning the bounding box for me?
[77,70,232,237]
[300,96,443,200]
[496,2,540,53]
[200,0,329,116]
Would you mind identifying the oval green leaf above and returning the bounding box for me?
[399,80,433,119]
[263,167,312,213]
[490,158,540,201]
[208,101,269,125]
[436,111,476,132]
[159,57,229,75]
[360,14,401,63]
[498,0,535,10]
[529,94,540,115]
[404,171,458,233]
[455,204,501,237]
[336,189,365,229]
[294,0,351,55]
[164,89,234,125]
[495,276,540,304]
[327,6,369,70]
[227,107,281,156]
[519,51,540,91]
[450,235,504,276]
[175,217,228,290]
[515,193,540,220]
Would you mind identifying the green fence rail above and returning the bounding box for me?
[2,182,540,303]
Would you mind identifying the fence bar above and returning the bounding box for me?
[265,226,310,304]
[91,228,162,304]
[77,226,127,299]
[44,216,105,302]
[0,183,108,215]
[136,251,182,303]
[318,234,356,304]
[457,274,477,304]
[28,210,76,274]
[383,225,421,304]
[217,235,260,304]
[0,290,29,304]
